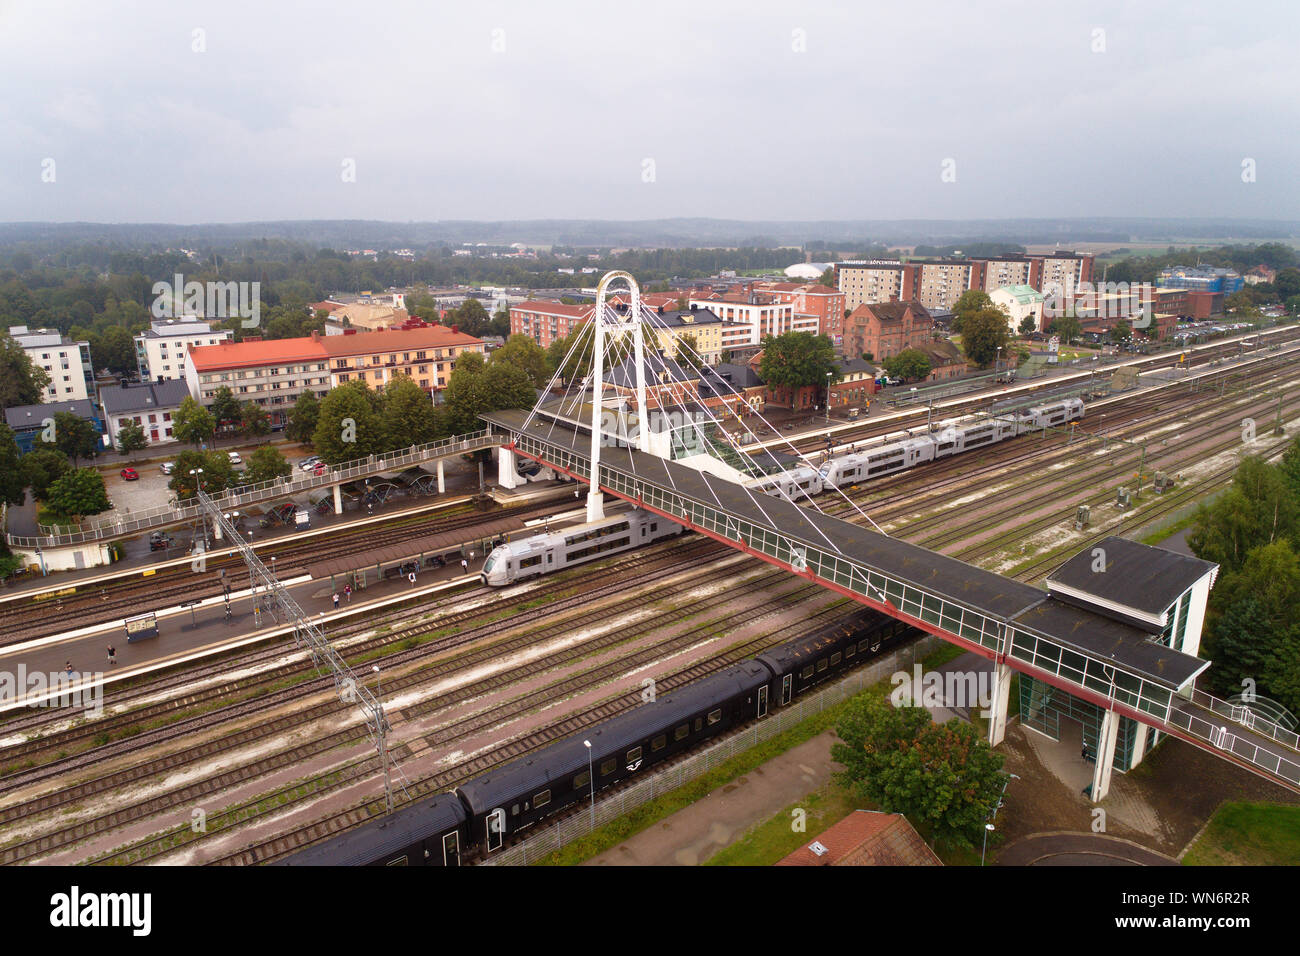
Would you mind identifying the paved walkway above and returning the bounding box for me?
[586,729,840,866]
[998,832,1178,866]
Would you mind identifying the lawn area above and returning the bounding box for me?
[1182,802,1300,865]
[703,780,859,866]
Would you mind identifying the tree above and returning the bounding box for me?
[19,448,70,500]
[1111,318,1132,342]
[44,468,111,521]
[952,290,993,335]
[1225,290,1261,316]
[882,349,932,383]
[674,332,701,365]
[1273,268,1300,302]
[961,309,1012,367]
[313,380,386,463]
[546,325,593,384]
[832,693,1006,850]
[1017,315,1037,337]
[210,387,242,440]
[115,419,149,456]
[0,424,25,506]
[173,396,216,448]
[166,449,236,499]
[286,390,321,444]
[490,334,551,388]
[239,400,271,439]
[48,411,100,464]
[1188,456,1297,574]
[380,375,440,448]
[0,335,51,410]
[94,325,137,375]
[1047,314,1082,346]
[440,352,537,436]
[757,332,838,390]
[245,445,292,484]
[818,267,836,288]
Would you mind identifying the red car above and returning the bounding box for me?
[120,467,139,481]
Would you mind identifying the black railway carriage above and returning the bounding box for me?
[756,610,920,706]
[456,661,771,856]
[278,792,468,867]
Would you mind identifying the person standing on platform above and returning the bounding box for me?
[460,557,468,575]
[332,592,340,610]
[107,645,116,666]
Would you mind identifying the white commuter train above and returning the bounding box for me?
[750,397,1085,496]
[481,509,686,586]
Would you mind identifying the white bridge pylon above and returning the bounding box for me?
[586,270,648,522]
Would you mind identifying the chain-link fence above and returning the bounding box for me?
[483,634,943,866]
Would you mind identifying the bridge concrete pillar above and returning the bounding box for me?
[987,661,1013,746]
[437,459,445,494]
[333,483,343,515]
[586,489,605,523]
[1090,707,1120,802]
[1129,721,1149,767]
[212,519,222,542]
[498,447,521,490]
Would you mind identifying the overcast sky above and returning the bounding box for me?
[2,0,1296,224]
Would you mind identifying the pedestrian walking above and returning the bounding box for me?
[460,557,468,575]
[408,570,417,586]
[1081,743,1089,761]
[344,584,352,603]
[332,592,340,610]
[107,645,116,666]
[65,661,73,676]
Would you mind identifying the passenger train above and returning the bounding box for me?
[750,397,1085,498]
[279,609,920,866]
[481,509,685,586]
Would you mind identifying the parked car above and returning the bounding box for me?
[298,455,323,472]
[160,461,175,475]
[149,531,172,552]
[120,467,139,481]
[228,452,243,465]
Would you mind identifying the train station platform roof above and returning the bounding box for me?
[483,408,1210,691]
[303,514,527,580]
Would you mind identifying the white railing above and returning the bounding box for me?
[1187,687,1300,753]
[1169,699,1300,787]
[8,430,500,549]
[483,635,944,866]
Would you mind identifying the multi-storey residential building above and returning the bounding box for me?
[649,307,733,365]
[510,301,593,348]
[5,399,104,454]
[8,325,95,403]
[101,378,191,447]
[321,326,484,394]
[186,326,485,426]
[1032,252,1095,294]
[1156,266,1244,295]
[792,285,845,339]
[689,293,810,347]
[971,257,1035,292]
[135,319,234,382]
[843,301,934,361]
[835,261,907,313]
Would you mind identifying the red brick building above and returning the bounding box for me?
[509,301,593,348]
[776,811,941,867]
[844,301,934,361]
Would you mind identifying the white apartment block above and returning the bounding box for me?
[8,325,94,403]
[135,318,234,382]
[688,297,810,347]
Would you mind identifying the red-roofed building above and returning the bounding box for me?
[510,301,595,348]
[775,811,941,866]
[185,326,484,425]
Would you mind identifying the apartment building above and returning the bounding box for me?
[834,261,907,313]
[7,325,95,403]
[989,285,1045,333]
[322,326,485,394]
[510,301,594,348]
[135,318,234,382]
[837,253,1095,313]
[689,293,812,347]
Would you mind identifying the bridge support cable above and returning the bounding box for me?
[635,305,888,537]
[194,490,407,816]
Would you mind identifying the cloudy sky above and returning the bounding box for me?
[2,0,1296,224]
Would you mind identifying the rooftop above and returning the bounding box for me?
[775,811,941,866]
[100,379,192,415]
[5,399,99,430]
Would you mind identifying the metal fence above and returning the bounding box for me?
[1188,687,1300,752]
[483,634,943,866]
[7,431,500,549]
[1169,697,1300,787]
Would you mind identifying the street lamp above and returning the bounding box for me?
[373,664,382,702]
[583,739,595,829]
[825,372,832,422]
[981,823,995,866]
